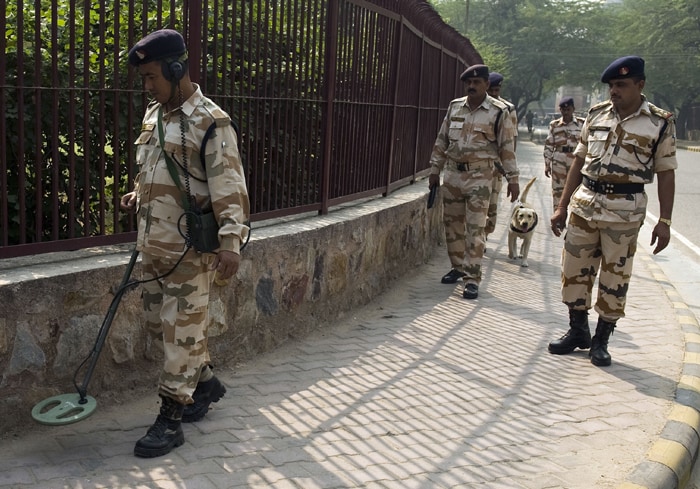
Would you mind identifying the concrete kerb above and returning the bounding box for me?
[678,144,700,153]
[618,255,700,489]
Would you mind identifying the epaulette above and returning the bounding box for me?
[489,96,509,112]
[201,99,233,127]
[588,100,611,115]
[500,98,516,112]
[214,116,232,128]
[649,103,674,122]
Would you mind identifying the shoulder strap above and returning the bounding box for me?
[199,120,242,178]
[198,119,251,251]
[494,108,503,137]
[650,118,669,158]
[648,104,673,157]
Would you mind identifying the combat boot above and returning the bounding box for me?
[548,309,591,354]
[182,375,227,423]
[134,396,185,458]
[589,317,616,367]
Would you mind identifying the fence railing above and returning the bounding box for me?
[0,0,481,259]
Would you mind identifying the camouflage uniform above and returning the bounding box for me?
[562,97,676,320]
[543,115,585,210]
[430,95,518,284]
[485,99,518,236]
[133,84,250,404]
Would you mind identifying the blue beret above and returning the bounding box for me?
[128,29,187,66]
[460,64,490,81]
[601,56,645,83]
[488,72,504,86]
[559,96,574,108]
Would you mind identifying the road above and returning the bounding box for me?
[641,147,700,345]
[649,148,700,489]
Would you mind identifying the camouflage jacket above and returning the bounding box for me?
[429,95,519,183]
[571,96,677,223]
[543,116,585,166]
[133,85,250,258]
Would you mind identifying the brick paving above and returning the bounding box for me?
[0,146,694,489]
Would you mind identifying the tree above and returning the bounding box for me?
[429,0,700,135]
[429,0,611,120]
[612,0,700,138]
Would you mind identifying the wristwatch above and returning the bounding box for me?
[658,217,672,227]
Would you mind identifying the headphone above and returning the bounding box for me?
[162,52,188,82]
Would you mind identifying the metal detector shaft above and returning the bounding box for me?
[75,249,140,402]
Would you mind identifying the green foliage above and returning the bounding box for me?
[3,0,180,245]
[429,0,700,132]
[612,0,700,133]
[429,0,611,118]
[3,0,329,246]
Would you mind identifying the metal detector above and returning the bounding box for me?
[31,249,140,425]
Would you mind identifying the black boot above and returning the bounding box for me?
[182,376,227,423]
[134,396,185,458]
[590,318,616,367]
[548,309,591,354]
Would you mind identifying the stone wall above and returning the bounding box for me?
[0,184,443,435]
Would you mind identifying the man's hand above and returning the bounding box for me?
[212,250,241,280]
[650,222,671,255]
[120,192,137,212]
[550,207,567,237]
[506,182,520,202]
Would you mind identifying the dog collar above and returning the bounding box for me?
[509,213,539,234]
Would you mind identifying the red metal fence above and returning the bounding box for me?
[0,0,481,259]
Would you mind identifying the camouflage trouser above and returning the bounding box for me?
[141,250,216,404]
[550,158,571,210]
[484,174,503,236]
[561,213,641,321]
[442,166,494,284]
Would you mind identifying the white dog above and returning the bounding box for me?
[508,177,539,267]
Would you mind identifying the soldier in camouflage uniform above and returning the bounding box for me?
[548,56,676,367]
[543,96,585,210]
[120,29,250,457]
[428,64,520,300]
[484,72,518,241]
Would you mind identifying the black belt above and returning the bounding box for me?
[582,176,644,195]
[557,146,574,153]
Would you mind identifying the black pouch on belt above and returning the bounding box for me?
[187,209,221,253]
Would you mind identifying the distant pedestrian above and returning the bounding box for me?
[526,110,535,134]
[548,56,676,367]
[543,96,585,210]
[428,64,520,300]
[484,72,518,241]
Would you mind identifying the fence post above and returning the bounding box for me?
[185,0,202,84]
[320,0,339,215]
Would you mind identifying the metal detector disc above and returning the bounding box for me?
[31,393,97,426]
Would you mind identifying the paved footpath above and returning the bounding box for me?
[1,147,698,489]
